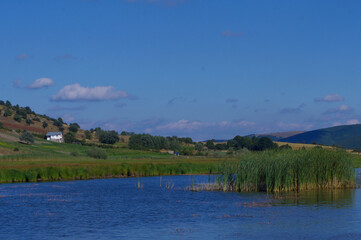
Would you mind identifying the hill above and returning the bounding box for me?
[256,131,305,141]
[0,100,89,141]
[279,124,361,149]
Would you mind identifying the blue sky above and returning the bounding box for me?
[1,0,361,140]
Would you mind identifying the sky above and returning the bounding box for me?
[1,0,361,140]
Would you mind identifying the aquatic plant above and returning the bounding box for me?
[217,148,355,192]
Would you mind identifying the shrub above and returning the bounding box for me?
[13,115,22,122]
[64,132,76,143]
[99,130,119,144]
[13,148,19,152]
[70,151,79,157]
[85,130,92,140]
[69,123,80,133]
[25,118,33,125]
[33,117,40,122]
[42,121,48,128]
[86,148,107,159]
[53,120,62,127]
[20,131,34,144]
[3,108,12,117]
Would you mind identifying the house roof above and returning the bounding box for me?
[46,132,63,137]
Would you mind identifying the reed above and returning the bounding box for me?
[217,148,355,192]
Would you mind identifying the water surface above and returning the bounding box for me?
[1,175,361,239]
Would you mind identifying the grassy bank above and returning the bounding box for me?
[215,148,356,192]
[0,136,235,183]
[1,134,361,185]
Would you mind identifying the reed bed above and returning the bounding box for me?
[216,148,355,192]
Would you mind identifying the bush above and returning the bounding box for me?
[69,123,79,133]
[25,118,33,125]
[13,147,19,152]
[85,130,92,140]
[53,120,62,127]
[353,148,361,153]
[64,132,76,143]
[42,121,48,128]
[13,115,22,122]
[99,130,119,144]
[20,131,34,144]
[3,108,12,117]
[86,148,107,159]
[70,151,79,157]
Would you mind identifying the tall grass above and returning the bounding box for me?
[217,148,355,192]
[0,162,217,184]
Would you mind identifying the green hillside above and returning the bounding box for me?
[279,124,361,149]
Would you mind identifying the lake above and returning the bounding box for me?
[1,174,361,239]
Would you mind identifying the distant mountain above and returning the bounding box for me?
[256,131,305,141]
[279,124,361,149]
[203,131,305,143]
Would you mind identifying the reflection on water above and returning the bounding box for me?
[0,175,361,239]
[273,189,355,208]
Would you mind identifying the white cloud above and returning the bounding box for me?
[28,78,54,89]
[346,119,360,125]
[155,119,256,132]
[323,105,353,115]
[51,83,130,101]
[156,120,215,132]
[277,122,313,131]
[314,94,344,102]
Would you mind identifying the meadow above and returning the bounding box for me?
[1,132,361,189]
[0,135,235,183]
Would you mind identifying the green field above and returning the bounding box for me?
[1,132,361,185]
[0,134,237,183]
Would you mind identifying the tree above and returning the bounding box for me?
[195,142,204,152]
[25,118,33,125]
[24,106,32,114]
[64,132,76,143]
[5,100,11,108]
[279,144,292,150]
[253,137,277,151]
[99,130,119,144]
[215,143,228,150]
[13,115,22,122]
[3,108,12,117]
[69,123,79,133]
[16,108,27,119]
[206,140,216,150]
[85,130,92,140]
[42,121,48,128]
[20,131,34,144]
[53,119,62,127]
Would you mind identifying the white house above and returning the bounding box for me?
[46,132,63,143]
